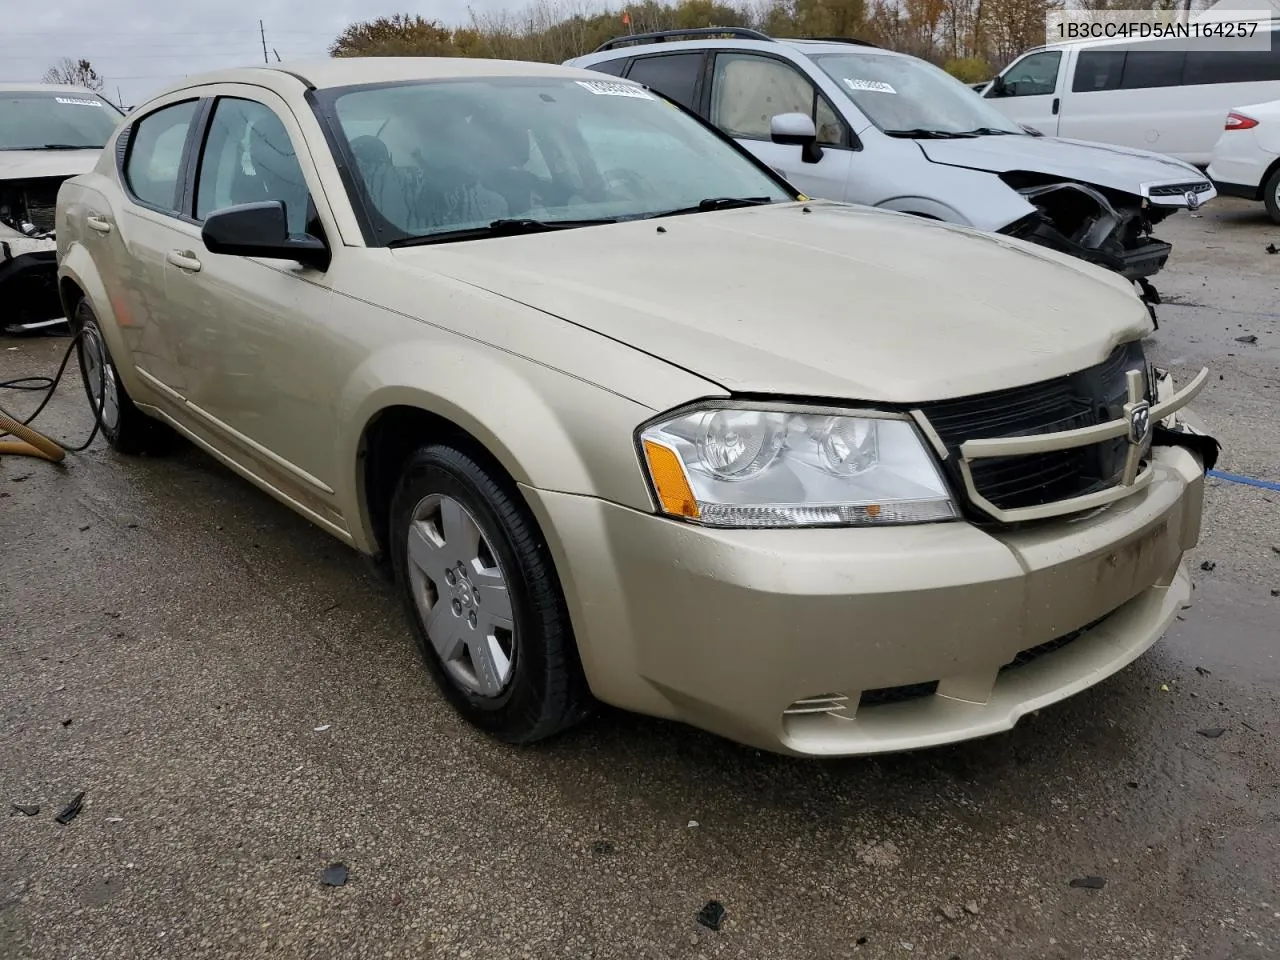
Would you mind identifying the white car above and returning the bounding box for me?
[982,20,1280,166]
[1208,99,1280,223]
[566,28,1217,323]
[0,83,125,333]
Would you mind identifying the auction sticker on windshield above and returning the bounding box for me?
[575,80,655,99]
[843,79,897,94]
[54,97,104,106]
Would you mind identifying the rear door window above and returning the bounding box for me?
[1072,50,1125,91]
[124,100,200,213]
[585,58,628,77]
[1119,48,1185,89]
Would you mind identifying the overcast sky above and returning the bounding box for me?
[2,0,513,107]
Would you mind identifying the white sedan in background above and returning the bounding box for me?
[1208,100,1280,224]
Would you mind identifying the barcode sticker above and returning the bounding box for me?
[55,97,103,106]
[843,79,897,94]
[575,80,654,99]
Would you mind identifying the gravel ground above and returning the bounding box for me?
[2,197,1278,960]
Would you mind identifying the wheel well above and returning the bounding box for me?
[1261,157,1280,200]
[59,277,85,322]
[359,405,510,561]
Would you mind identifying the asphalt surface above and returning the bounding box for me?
[2,198,1279,960]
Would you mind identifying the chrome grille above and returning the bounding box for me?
[918,342,1148,517]
[1147,181,1212,197]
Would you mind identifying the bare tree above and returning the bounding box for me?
[42,58,105,92]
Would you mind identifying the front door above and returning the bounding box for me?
[161,90,342,517]
[706,51,855,201]
[985,49,1065,136]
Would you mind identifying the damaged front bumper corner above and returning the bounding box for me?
[1000,181,1172,283]
[0,232,66,334]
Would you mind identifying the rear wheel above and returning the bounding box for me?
[389,443,591,743]
[72,297,174,455]
[1264,167,1280,225]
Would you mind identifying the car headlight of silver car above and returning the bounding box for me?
[638,404,958,528]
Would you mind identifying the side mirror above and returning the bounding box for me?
[201,201,330,271]
[770,112,824,164]
[988,75,1008,97]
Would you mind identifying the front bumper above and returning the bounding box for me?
[0,236,65,332]
[525,440,1205,757]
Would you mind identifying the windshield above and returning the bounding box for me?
[325,77,794,244]
[811,53,1024,136]
[0,90,123,150]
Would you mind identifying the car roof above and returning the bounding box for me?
[150,57,605,98]
[0,82,108,96]
[575,37,912,63]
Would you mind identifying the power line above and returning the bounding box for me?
[4,50,332,61]
[1,29,339,37]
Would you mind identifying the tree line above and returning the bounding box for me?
[327,0,1166,82]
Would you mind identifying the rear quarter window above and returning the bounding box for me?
[625,53,706,110]
[585,58,629,77]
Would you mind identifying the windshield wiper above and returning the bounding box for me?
[388,217,619,247]
[882,128,981,139]
[647,196,775,219]
[15,143,103,150]
[954,127,1017,137]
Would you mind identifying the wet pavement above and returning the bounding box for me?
[2,198,1278,960]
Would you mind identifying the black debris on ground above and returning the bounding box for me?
[1266,243,1278,254]
[54,792,84,825]
[591,841,614,855]
[1197,727,1227,739]
[1069,876,1106,890]
[10,804,40,817]
[1200,560,1217,571]
[320,863,349,887]
[1235,335,1259,344]
[1196,666,1212,676]
[696,900,727,931]
[857,937,869,946]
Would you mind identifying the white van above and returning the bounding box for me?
[983,19,1280,165]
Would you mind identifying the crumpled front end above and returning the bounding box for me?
[1,175,68,334]
[996,172,1216,325]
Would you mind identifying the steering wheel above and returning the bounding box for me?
[601,167,653,201]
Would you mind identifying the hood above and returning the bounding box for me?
[0,148,100,182]
[394,201,1151,404]
[916,134,1205,195]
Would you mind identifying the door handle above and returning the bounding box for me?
[86,215,112,234]
[1052,97,1060,115]
[166,250,202,273]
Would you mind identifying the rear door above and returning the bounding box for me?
[700,50,855,200]
[984,48,1065,135]
[93,96,206,397]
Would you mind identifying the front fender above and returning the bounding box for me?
[336,340,663,553]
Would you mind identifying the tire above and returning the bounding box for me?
[389,443,591,743]
[1264,167,1280,226]
[71,297,174,455]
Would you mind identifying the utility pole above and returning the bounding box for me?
[260,20,269,64]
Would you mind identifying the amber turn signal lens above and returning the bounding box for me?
[642,439,700,519]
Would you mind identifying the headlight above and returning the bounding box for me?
[638,404,958,528]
